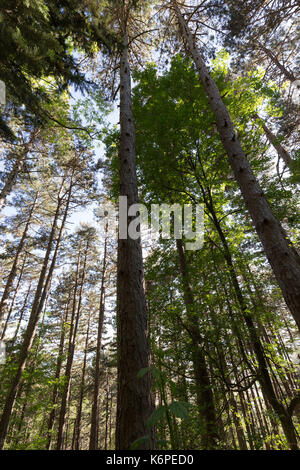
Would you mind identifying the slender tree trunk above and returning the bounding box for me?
[0,130,39,210]
[12,307,47,447]
[1,254,27,341]
[0,178,70,449]
[109,391,113,449]
[253,381,273,448]
[104,376,109,451]
[0,194,37,322]
[46,295,71,450]
[73,313,90,450]
[172,1,300,331]
[116,34,154,450]
[176,239,218,449]
[213,209,298,449]
[257,43,296,83]
[56,239,88,450]
[10,282,31,348]
[254,115,293,167]
[89,225,108,449]
[229,392,248,450]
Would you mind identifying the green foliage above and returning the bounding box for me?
[0,0,114,139]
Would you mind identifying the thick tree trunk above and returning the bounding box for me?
[0,154,25,211]
[115,35,154,450]
[173,2,300,331]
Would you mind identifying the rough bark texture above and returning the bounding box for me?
[1,254,27,341]
[173,2,300,331]
[0,153,25,211]
[115,37,154,450]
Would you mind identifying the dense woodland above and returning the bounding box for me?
[0,0,300,451]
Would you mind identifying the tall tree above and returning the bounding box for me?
[98,0,156,450]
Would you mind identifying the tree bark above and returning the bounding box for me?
[115,34,154,450]
[1,254,27,341]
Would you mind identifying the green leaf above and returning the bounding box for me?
[137,367,150,379]
[130,435,150,450]
[169,401,190,420]
[146,405,166,428]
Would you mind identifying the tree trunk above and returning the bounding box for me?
[0,178,70,449]
[257,43,296,83]
[0,154,25,210]
[89,224,108,449]
[0,130,39,210]
[1,254,27,341]
[176,239,218,449]
[254,115,293,167]
[0,193,37,322]
[46,295,71,450]
[229,392,248,450]
[73,313,90,450]
[55,239,88,450]
[115,34,154,450]
[173,1,300,331]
